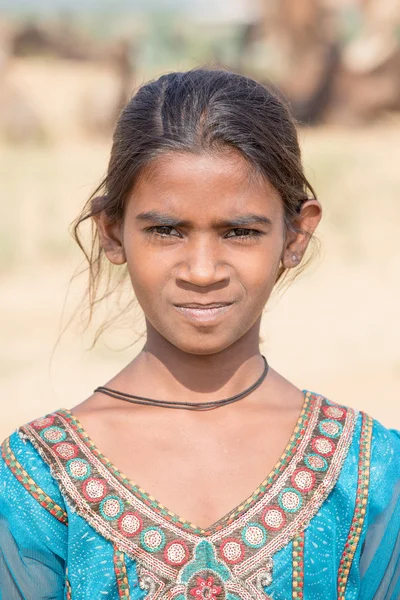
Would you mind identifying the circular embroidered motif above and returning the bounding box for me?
[304,453,328,471]
[40,426,66,443]
[31,416,55,429]
[319,419,343,438]
[100,495,124,521]
[164,540,189,566]
[118,512,143,537]
[291,468,316,493]
[141,526,166,553]
[322,405,346,420]
[66,458,91,480]
[53,442,79,460]
[312,436,335,456]
[241,523,267,548]
[262,505,286,531]
[278,488,303,513]
[187,570,225,600]
[82,477,107,502]
[219,538,245,564]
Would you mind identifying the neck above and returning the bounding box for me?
[113,320,266,404]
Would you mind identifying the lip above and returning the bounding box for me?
[173,302,234,323]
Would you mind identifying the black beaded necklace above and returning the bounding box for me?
[94,356,269,411]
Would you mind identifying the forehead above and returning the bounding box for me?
[126,151,283,219]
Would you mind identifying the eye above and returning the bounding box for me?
[147,226,181,238]
[224,228,262,239]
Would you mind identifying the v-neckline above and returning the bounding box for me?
[56,389,314,536]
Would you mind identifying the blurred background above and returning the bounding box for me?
[1,0,399,439]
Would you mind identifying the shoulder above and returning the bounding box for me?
[330,401,400,520]
[0,415,69,570]
[366,413,400,510]
[0,412,68,524]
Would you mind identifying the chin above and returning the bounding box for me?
[167,330,244,356]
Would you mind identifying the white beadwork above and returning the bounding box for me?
[120,513,141,535]
[43,427,64,442]
[314,437,334,455]
[166,542,187,564]
[325,406,345,419]
[244,525,264,546]
[102,497,121,518]
[293,469,314,491]
[55,443,77,459]
[69,459,89,478]
[307,454,326,469]
[32,416,53,428]
[143,529,163,550]
[280,490,301,511]
[221,541,243,562]
[263,508,285,529]
[84,479,106,500]
[321,421,341,436]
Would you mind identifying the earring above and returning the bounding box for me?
[292,254,299,263]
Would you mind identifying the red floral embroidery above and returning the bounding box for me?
[190,575,222,599]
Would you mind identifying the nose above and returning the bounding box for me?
[175,237,229,289]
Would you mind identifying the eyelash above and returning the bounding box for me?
[146,226,263,241]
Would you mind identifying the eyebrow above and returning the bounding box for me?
[136,210,273,228]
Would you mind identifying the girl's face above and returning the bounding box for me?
[97,151,321,355]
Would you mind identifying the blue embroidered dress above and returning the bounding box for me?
[0,391,399,599]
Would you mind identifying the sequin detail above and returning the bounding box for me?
[292,531,304,599]
[337,413,373,597]
[311,436,335,456]
[19,392,358,600]
[291,469,316,493]
[40,426,66,443]
[164,540,189,566]
[262,506,286,531]
[319,419,343,438]
[278,488,303,513]
[54,442,79,460]
[100,495,124,521]
[304,453,328,472]
[82,477,107,502]
[113,545,131,598]
[141,526,166,552]
[242,523,268,548]
[66,458,91,480]
[118,512,143,537]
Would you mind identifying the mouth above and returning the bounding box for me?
[173,302,234,323]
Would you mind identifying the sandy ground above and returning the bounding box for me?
[1,80,399,438]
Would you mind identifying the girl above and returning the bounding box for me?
[0,69,399,600]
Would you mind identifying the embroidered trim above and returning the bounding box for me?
[114,545,131,598]
[20,393,358,600]
[292,532,304,599]
[337,413,373,598]
[55,391,314,537]
[66,568,72,599]
[1,436,68,525]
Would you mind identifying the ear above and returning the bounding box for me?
[93,211,126,265]
[281,199,322,268]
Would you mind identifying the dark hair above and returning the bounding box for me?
[72,68,317,341]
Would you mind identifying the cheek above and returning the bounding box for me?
[236,246,283,292]
[124,241,170,299]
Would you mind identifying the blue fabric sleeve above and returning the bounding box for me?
[0,431,68,600]
[359,424,400,599]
